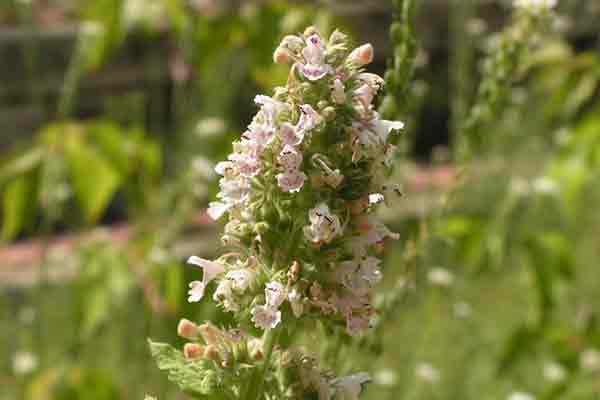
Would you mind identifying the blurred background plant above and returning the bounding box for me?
[1,0,600,399]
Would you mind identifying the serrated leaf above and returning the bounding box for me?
[148,340,218,398]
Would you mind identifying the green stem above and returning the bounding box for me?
[244,327,280,400]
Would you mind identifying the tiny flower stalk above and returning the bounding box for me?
[457,0,557,160]
[150,26,405,400]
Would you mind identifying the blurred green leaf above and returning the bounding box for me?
[2,172,38,241]
[65,139,122,224]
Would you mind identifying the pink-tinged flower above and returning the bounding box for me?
[332,79,346,104]
[186,256,227,302]
[331,372,371,399]
[265,281,287,309]
[243,122,276,151]
[278,145,303,170]
[273,46,293,64]
[303,203,343,244]
[254,95,285,125]
[354,84,376,110]
[348,43,374,67]
[299,34,330,81]
[228,153,261,177]
[296,104,321,135]
[251,305,282,330]
[280,122,303,146]
[207,201,231,220]
[177,318,199,340]
[277,170,307,193]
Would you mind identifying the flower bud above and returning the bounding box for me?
[281,35,304,52]
[203,345,219,361]
[183,343,205,360]
[303,26,320,38]
[322,107,336,121]
[198,322,220,345]
[348,43,374,67]
[273,47,293,64]
[287,261,301,282]
[329,29,348,46]
[177,318,199,340]
[317,100,328,110]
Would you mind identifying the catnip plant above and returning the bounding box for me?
[149,26,404,400]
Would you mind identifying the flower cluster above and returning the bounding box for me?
[190,26,403,339]
[164,26,405,400]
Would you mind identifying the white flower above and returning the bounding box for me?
[229,152,261,177]
[277,170,307,193]
[303,203,343,244]
[368,193,385,206]
[427,267,455,287]
[348,43,374,67]
[300,34,330,81]
[186,256,226,302]
[280,122,303,146]
[226,269,254,292]
[207,201,231,220]
[296,104,321,135]
[278,145,303,170]
[373,369,397,387]
[514,0,557,10]
[508,392,535,400]
[288,288,304,317]
[580,348,600,372]
[188,281,206,303]
[543,361,566,383]
[331,372,370,400]
[332,79,346,104]
[265,281,287,309]
[354,84,376,111]
[415,362,440,383]
[12,351,38,375]
[251,305,282,330]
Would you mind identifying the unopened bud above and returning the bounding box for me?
[322,106,336,121]
[203,345,219,361]
[198,322,220,345]
[303,26,319,38]
[177,318,199,340]
[273,47,293,64]
[281,35,304,52]
[329,29,348,46]
[183,343,204,360]
[348,43,374,67]
[317,100,328,110]
[287,261,301,282]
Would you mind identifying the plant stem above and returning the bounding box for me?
[244,327,280,400]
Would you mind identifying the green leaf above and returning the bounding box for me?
[148,340,219,398]
[65,139,122,224]
[2,172,38,241]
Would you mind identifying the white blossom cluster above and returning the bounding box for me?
[186,27,403,340]
[513,0,557,11]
